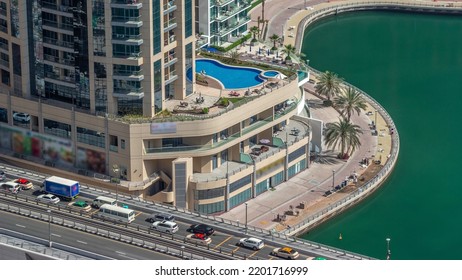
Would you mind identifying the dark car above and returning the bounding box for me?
[188,224,214,236]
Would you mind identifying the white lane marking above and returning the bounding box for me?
[115,251,126,255]
[51,233,61,237]
[15,224,26,228]
[76,240,87,244]
[120,255,136,260]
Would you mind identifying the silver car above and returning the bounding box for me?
[36,194,60,204]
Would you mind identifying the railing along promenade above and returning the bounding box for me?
[281,66,400,235]
[294,0,462,52]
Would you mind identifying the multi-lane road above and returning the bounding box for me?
[0,163,372,260]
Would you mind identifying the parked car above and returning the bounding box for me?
[14,178,34,190]
[68,200,91,212]
[271,247,300,259]
[185,234,212,246]
[238,237,264,250]
[151,221,179,234]
[1,181,21,193]
[13,112,30,123]
[36,194,60,204]
[0,171,5,181]
[147,212,175,223]
[188,224,214,236]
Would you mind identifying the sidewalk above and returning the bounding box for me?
[218,0,394,232]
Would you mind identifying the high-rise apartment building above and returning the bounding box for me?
[195,0,251,48]
[0,0,310,214]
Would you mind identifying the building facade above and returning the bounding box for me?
[195,0,251,48]
[0,0,310,214]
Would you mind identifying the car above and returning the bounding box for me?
[147,212,175,223]
[188,224,214,236]
[0,171,5,181]
[238,237,264,250]
[271,247,300,259]
[151,220,179,234]
[13,178,34,190]
[68,200,91,212]
[12,112,30,123]
[185,233,212,246]
[1,181,21,193]
[36,194,60,204]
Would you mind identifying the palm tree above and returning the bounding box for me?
[281,44,296,61]
[334,86,367,122]
[249,26,260,42]
[315,71,343,104]
[324,118,363,159]
[269,34,280,50]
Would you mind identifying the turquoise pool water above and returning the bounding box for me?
[262,71,279,77]
[192,59,265,89]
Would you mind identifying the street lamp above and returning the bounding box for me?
[245,202,248,232]
[112,164,120,203]
[386,238,391,260]
[47,209,52,248]
[332,170,336,188]
[374,110,378,129]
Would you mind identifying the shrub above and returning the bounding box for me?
[202,107,209,114]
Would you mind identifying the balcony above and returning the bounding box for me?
[42,2,73,14]
[164,53,177,68]
[164,34,176,46]
[43,37,74,49]
[113,51,142,60]
[0,7,6,17]
[211,0,234,7]
[110,0,142,9]
[113,87,144,99]
[0,41,8,51]
[42,20,73,32]
[164,70,178,85]
[0,58,8,68]
[112,33,143,45]
[163,1,177,14]
[211,16,251,37]
[213,2,250,22]
[163,18,177,33]
[43,54,74,67]
[111,16,143,27]
[113,70,144,81]
[44,72,75,85]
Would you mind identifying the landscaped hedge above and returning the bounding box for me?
[250,0,263,11]
[210,34,252,53]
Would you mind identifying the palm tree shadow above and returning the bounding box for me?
[306,99,325,109]
[313,151,343,165]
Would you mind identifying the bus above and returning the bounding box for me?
[96,204,135,223]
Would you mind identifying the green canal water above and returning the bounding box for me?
[300,11,462,260]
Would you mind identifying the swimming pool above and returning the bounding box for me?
[191,59,265,89]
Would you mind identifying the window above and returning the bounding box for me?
[184,0,193,37]
[196,187,225,200]
[288,159,306,178]
[229,175,251,193]
[221,150,228,164]
[270,171,284,188]
[197,201,224,214]
[44,119,71,139]
[289,146,306,162]
[211,154,218,170]
[152,0,161,54]
[229,188,251,209]
[256,179,269,195]
[121,139,126,149]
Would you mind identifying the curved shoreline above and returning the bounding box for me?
[279,1,420,236]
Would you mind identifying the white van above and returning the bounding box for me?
[151,221,179,234]
[91,196,117,209]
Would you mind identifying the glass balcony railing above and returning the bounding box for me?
[163,18,177,30]
[43,37,74,49]
[211,16,250,36]
[163,1,177,14]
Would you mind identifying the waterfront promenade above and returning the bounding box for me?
[219,0,401,235]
